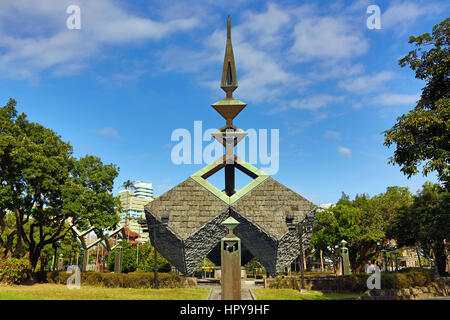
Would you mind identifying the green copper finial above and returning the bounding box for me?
[221,216,240,232]
[221,16,238,98]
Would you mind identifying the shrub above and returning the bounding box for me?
[268,269,434,292]
[31,271,194,289]
[0,257,30,284]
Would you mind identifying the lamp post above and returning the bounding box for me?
[388,242,397,272]
[59,253,64,270]
[52,241,61,271]
[377,241,387,272]
[152,214,169,290]
[70,243,76,265]
[286,213,314,292]
[327,245,339,274]
[415,244,422,268]
[381,248,387,272]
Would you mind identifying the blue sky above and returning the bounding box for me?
[0,0,447,204]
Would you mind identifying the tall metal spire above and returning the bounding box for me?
[221,16,238,98]
[212,16,246,128]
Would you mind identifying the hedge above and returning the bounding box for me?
[0,258,30,285]
[31,271,196,289]
[268,269,435,292]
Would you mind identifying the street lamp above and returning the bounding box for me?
[327,245,340,274]
[377,241,388,272]
[381,249,387,272]
[388,242,397,272]
[152,214,169,289]
[70,243,76,265]
[415,244,422,268]
[52,241,61,271]
[286,212,314,292]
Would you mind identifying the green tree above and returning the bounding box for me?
[108,241,171,273]
[0,99,120,271]
[387,182,450,276]
[122,180,135,192]
[312,193,385,274]
[108,240,137,273]
[136,242,171,273]
[383,18,450,188]
[372,186,413,225]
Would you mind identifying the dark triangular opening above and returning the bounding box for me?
[226,61,233,85]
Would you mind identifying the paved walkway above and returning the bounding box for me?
[203,280,259,300]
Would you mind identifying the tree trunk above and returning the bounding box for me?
[29,249,41,272]
[349,242,374,274]
[302,250,306,270]
[320,250,324,272]
[39,254,48,271]
[433,240,449,276]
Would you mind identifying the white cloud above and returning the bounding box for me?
[338,146,351,156]
[289,94,345,111]
[239,3,291,47]
[372,93,420,106]
[157,3,371,108]
[0,0,199,80]
[235,43,300,103]
[290,16,368,61]
[382,2,445,32]
[165,4,302,104]
[94,127,120,138]
[338,71,395,94]
[323,130,341,140]
[309,62,365,82]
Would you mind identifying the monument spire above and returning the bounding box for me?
[212,16,247,128]
[221,16,238,97]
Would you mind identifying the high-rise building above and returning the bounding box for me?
[117,181,153,243]
[134,181,153,199]
[118,181,153,219]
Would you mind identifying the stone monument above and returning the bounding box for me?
[220,217,241,300]
[114,239,123,273]
[340,240,351,275]
[144,17,317,277]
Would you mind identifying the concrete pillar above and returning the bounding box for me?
[82,250,88,272]
[221,217,241,300]
[114,247,123,273]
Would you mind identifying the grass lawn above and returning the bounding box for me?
[0,284,210,300]
[252,288,362,300]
